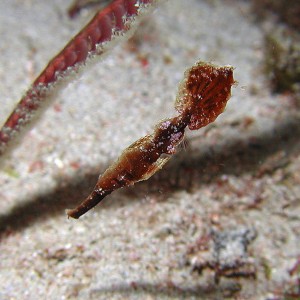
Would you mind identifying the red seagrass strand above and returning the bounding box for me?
[0,0,161,156]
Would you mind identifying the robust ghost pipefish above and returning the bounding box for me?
[67,62,235,219]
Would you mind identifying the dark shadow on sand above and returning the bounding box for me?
[0,117,299,238]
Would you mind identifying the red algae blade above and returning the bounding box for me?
[0,0,163,157]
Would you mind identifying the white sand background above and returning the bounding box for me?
[0,0,299,299]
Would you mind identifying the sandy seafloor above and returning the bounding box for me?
[0,0,299,299]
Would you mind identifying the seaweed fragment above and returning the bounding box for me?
[67,62,234,219]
